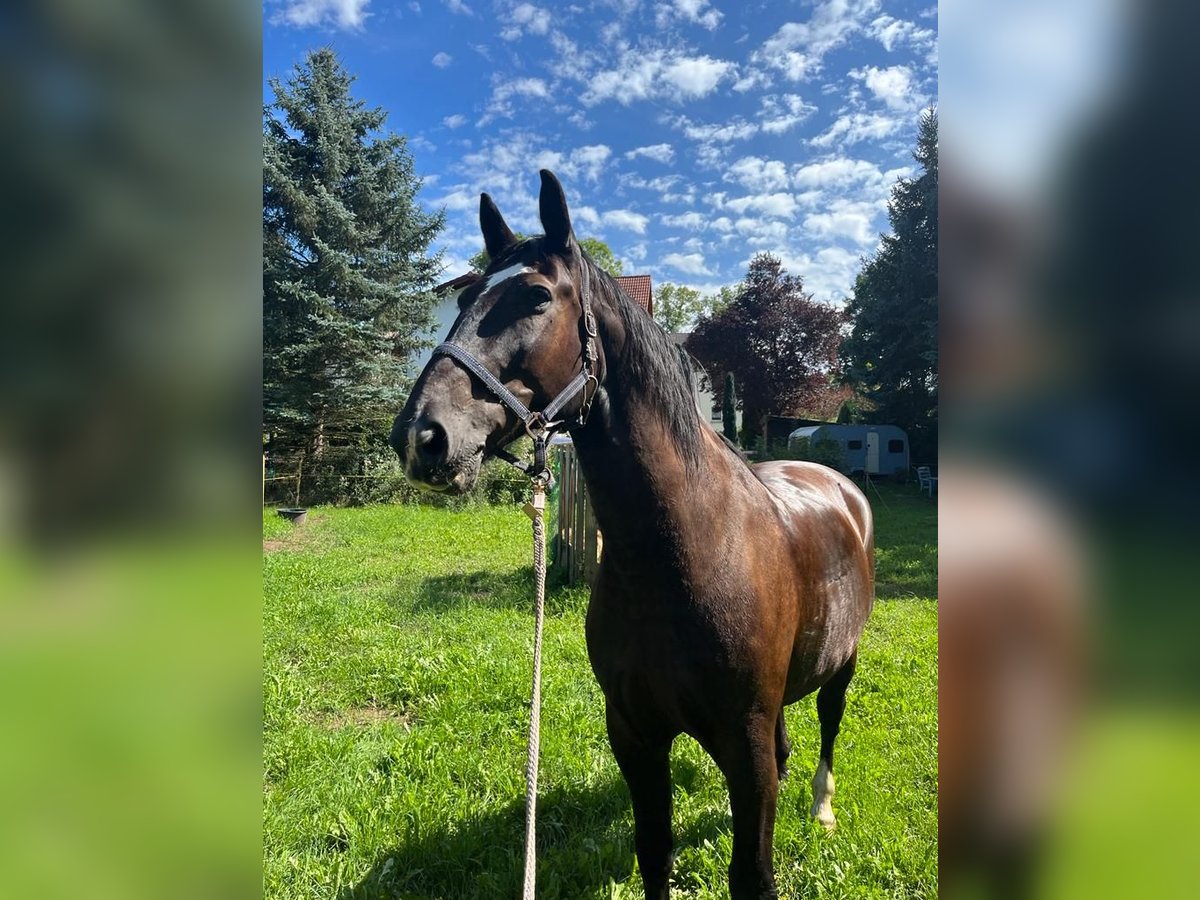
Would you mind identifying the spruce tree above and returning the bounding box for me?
[263,49,444,468]
[842,110,938,461]
[722,372,738,443]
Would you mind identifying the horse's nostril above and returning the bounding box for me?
[413,419,448,464]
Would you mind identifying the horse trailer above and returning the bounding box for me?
[787,424,911,476]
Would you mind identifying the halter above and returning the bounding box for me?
[430,254,600,486]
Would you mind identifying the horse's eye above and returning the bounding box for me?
[529,285,553,308]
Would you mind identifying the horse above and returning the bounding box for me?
[391,170,875,899]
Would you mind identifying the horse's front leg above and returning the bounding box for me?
[713,712,780,900]
[606,704,674,900]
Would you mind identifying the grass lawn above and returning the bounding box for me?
[263,481,937,899]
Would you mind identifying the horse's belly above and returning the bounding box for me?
[784,575,870,702]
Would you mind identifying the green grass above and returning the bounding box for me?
[263,482,937,899]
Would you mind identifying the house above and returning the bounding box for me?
[670,334,743,435]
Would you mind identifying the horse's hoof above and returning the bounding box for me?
[810,761,836,830]
[810,803,837,831]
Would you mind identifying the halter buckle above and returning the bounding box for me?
[577,374,599,426]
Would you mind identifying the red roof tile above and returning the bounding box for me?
[615,274,653,316]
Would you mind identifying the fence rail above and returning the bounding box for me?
[552,444,601,586]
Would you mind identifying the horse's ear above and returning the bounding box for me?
[538,169,575,253]
[480,193,516,260]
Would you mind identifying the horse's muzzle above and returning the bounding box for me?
[391,412,476,493]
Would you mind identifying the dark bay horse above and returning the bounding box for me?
[391,170,875,899]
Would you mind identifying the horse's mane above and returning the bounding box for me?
[581,252,750,472]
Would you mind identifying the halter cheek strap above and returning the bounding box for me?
[431,255,600,485]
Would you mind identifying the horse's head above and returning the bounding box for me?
[391,170,599,493]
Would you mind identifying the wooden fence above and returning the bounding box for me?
[552,444,602,586]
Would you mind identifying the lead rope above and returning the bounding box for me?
[521,477,548,899]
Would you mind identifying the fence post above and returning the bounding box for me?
[583,491,599,587]
[294,451,304,506]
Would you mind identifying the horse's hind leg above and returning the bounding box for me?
[774,711,791,780]
[606,706,674,900]
[812,651,858,829]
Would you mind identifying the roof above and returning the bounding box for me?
[434,272,481,294]
[615,274,653,315]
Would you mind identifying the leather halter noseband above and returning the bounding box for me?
[430,256,600,484]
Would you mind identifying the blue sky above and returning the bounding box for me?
[264,0,937,304]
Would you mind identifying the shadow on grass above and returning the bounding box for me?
[412,567,582,616]
[339,778,635,899]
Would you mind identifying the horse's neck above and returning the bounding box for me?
[567,289,720,565]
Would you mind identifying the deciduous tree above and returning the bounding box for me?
[687,254,845,441]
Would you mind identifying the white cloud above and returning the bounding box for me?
[758,94,817,134]
[497,77,549,99]
[501,3,551,41]
[732,69,771,93]
[810,111,907,148]
[802,198,884,245]
[570,144,613,182]
[655,0,723,31]
[662,211,707,229]
[774,246,863,300]
[733,217,789,243]
[625,143,675,164]
[792,157,882,189]
[525,144,613,183]
[725,156,791,192]
[443,113,467,129]
[662,252,712,275]
[435,188,476,211]
[621,173,682,192]
[582,49,735,105]
[722,192,799,218]
[482,77,551,123]
[572,205,601,227]
[672,115,759,143]
[443,0,473,15]
[867,14,936,53]
[432,51,452,68]
[754,0,881,80]
[271,0,371,29]
[710,216,734,233]
[602,209,650,233]
[851,65,916,111]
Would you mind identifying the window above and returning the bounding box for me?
[888,439,905,453]
[847,440,863,450]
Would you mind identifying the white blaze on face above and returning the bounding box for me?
[810,759,836,829]
[483,263,534,295]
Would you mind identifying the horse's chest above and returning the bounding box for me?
[584,590,740,730]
